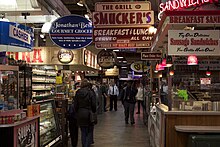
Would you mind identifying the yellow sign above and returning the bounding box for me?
[56,76,63,84]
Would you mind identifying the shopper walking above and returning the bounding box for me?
[68,101,78,147]
[136,83,145,114]
[74,79,97,147]
[121,81,138,125]
[108,81,119,111]
[100,82,108,112]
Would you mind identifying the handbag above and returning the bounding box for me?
[90,111,97,125]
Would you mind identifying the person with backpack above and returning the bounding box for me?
[74,79,97,147]
[121,81,138,125]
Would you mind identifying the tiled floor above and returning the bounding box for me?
[69,102,150,147]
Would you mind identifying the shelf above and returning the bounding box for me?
[40,115,55,122]
[33,73,56,77]
[32,89,52,91]
[40,126,56,136]
[33,95,55,99]
[32,81,56,84]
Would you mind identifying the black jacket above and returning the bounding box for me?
[121,86,138,104]
[74,87,96,126]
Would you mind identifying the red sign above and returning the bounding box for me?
[95,42,152,49]
[160,0,213,12]
[92,11,154,27]
[169,15,220,24]
[7,49,43,63]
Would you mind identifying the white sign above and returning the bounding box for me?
[9,25,31,44]
[95,2,151,11]
[168,30,220,56]
[92,11,154,27]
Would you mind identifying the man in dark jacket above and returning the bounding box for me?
[74,79,96,147]
[121,81,138,125]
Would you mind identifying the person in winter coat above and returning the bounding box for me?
[121,81,138,125]
[74,79,96,147]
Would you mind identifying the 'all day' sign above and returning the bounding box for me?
[92,1,154,49]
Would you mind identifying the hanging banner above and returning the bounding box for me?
[0,21,34,52]
[95,1,151,11]
[168,30,220,56]
[49,15,93,50]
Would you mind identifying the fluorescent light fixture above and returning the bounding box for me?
[123,61,127,63]
[41,22,52,33]
[40,34,45,38]
[113,49,119,52]
[121,67,127,69]
[117,57,123,59]
[0,0,17,9]
[0,18,9,22]
[84,14,90,20]
[77,0,84,6]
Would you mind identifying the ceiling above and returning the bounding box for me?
[61,0,160,16]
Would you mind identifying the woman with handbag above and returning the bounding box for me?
[74,79,97,147]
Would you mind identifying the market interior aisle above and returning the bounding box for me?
[86,103,150,147]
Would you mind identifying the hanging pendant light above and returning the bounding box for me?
[155,62,159,73]
[161,54,167,67]
[187,55,198,65]
[206,66,211,76]
[166,55,173,67]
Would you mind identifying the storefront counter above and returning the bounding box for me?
[148,104,220,147]
[0,115,40,147]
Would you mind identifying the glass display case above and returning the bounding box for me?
[0,65,19,111]
[38,99,62,147]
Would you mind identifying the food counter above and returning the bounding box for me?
[0,115,40,147]
[148,104,220,147]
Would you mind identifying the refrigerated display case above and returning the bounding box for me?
[32,68,56,101]
[0,65,19,111]
[37,99,62,147]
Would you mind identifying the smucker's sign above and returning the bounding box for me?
[93,11,154,27]
[168,30,220,56]
[92,1,154,49]
[93,27,154,48]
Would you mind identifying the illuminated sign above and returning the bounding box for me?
[95,1,151,11]
[159,0,212,12]
[130,61,149,73]
[93,11,154,26]
[57,49,74,64]
[141,52,162,60]
[168,30,220,56]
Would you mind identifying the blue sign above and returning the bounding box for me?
[0,21,34,52]
[49,15,93,50]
